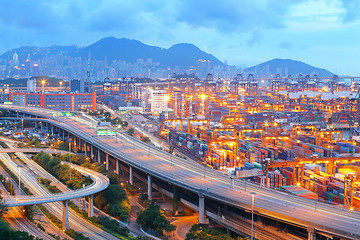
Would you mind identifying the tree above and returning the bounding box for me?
[140,135,151,143]
[105,185,127,203]
[137,204,175,236]
[0,199,8,217]
[0,219,11,240]
[127,128,135,136]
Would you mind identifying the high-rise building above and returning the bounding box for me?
[27,78,36,92]
[70,79,81,92]
[150,89,168,115]
[80,78,91,93]
[12,52,19,67]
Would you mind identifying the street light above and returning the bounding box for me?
[41,79,46,93]
[251,192,256,240]
[21,118,24,147]
[17,165,23,196]
[59,81,63,90]
[69,138,72,181]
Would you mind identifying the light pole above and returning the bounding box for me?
[1,179,5,199]
[59,81,63,91]
[41,79,46,93]
[251,192,256,240]
[21,118,24,147]
[6,177,11,196]
[69,138,72,181]
[17,165,23,195]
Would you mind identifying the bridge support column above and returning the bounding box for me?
[129,166,133,184]
[91,145,93,160]
[116,159,119,175]
[105,153,109,171]
[97,149,101,163]
[147,175,152,201]
[88,195,94,218]
[84,142,87,156]
[198,193,205,224]
[307,227,316,240]
[173,186,179,216]
[41,122,43,132]
[62,200,69,231]
[51,125,54,135]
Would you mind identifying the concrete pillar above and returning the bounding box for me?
[199,193,205,224]
[105,153,109,171]
[148,175,152,201]
[62,200,69,230]
[84,142,87,156]
[17,111,19,118]
[129,166,133,184]
[88,195,94,218]
[173,186,179,216]
[91,145,93,160]
[51,125,54,135]
[41,122,43,131]
[307,227,316,240]
[97,150,101,163]
[62,130,65,140]
[116,159,119,175]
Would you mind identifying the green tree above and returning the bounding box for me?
[0,219,11,240]
[127,128,135,136]
[137,204,175,236]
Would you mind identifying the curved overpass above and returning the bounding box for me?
[2,105,360,239]
[0,147,109,207]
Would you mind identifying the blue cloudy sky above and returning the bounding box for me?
[0,0,360,75]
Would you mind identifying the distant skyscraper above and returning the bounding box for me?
[12,52,19,67]
[27,78,36,92]
[80,78,91,93]
[70,79,81,92]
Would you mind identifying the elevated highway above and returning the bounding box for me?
[2,105,360,239]
[0,144,109,233]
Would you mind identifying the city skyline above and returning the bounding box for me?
[0,0,359,75]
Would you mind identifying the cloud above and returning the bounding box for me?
[279,41,293,49]
[339,0,360,22]
[246,31,263,46]
[175,0,305,33]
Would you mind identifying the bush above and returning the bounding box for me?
[124,183,139,196]
[185,224,249,240]
[32,152,92,190]
[97,216,129,236]
[65,229,90,240]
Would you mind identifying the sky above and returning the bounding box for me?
[0,0,360,75]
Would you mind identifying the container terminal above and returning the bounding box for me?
[125,73,360,212]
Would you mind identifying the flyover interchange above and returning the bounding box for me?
[1,105,360,239]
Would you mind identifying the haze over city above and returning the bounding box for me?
[1,0,360,75]
[2,1,360,240]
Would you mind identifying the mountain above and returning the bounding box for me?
[1,37,224,69]
[77,37,224,68]
[244,58,334,77]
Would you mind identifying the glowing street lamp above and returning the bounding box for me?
[41,79,46,92]
[59,81,63,90]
